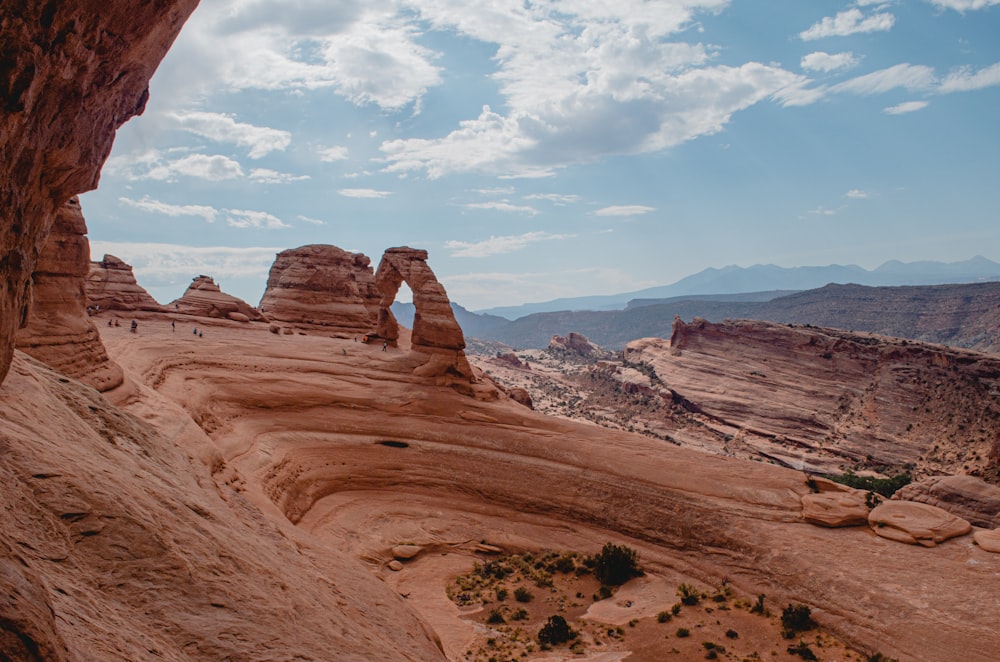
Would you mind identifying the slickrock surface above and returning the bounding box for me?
[92,321,1000,662]
[14,198,123,392]
[87,254,165,312]
[170,275,265,322]
[625,318,1000,479]
[973,529,1000,553]
[258,244,381,336]
[868,500,972,547]
[0,0,198,385]
[801,491,871,527]
[894,474,1000,528]
[376,247,478,386]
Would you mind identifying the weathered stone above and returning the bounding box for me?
[894,475,1000,529]
[258,245,381,337]
[868,500,972,547]
[802,491,870,527]
[170,276,264,321]
[387,560,404,571]
[973,529,1000,553]
[508,387,534,409]
[549,332,605,357]
[86,254,165,312]
[392,544,423,560]
[0,0,199,386]
[14,198,123,392]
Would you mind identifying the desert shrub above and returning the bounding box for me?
[677,583,701,606]
[750,594,766,615]
[657,610,672,623]
[725,629,738,639]
[514,586,533,603]
[781,604,816,635]
[593,543,642,585]
[671,603,682,615]
[676,628,690,638]
[495,588,508,602]
[869,654,898,662]
[510,608,529,621]
[787,641,818,660]
[593,584,613,601]
[830,470,911,498]
[486,609,505,624]
[537,615,577,645]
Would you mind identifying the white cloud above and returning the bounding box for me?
[845,189,869,199]
[831,63,936,95]
[442,267,657,309]
[169,111,290,158]
[939,62,1000,93]
[928,0,1000,10]
[337,188,392,198]
[248,168,311,183]
[473,187,516,196]
[800,8,895,41]
[296,215,326,225]
[884,100,930,115]
[108,151,246,182]
[808,206,837,216]
[118,196,218,223]
[801,51,859,72]
[524,193,581,205]
[594,205,655,217]
[465,201,540,215]
[224,209,291,229]
[318,145,350,162]
[445,231,573,257]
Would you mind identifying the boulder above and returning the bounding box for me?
[170,276,265,322]
[14,198,123,392]
[868,500,972,547]
[86,254,165,312]
[258,245,381,337]
[973,529,1000,554]
[802,491,870,527]
[893,475,1000,529]
[392,544,423,560]
[0,0,198,386]
[508,387,534,409]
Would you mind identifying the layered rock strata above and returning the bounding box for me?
[894,475,1000,528]
[14,198,123,392]
[0,0,198,385]
[87,254,165,312]
[258,244,380,336]
[867,501,972,547]
[170,276,264,322]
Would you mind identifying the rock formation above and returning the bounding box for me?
[170,276,264,322]
[867,500,972,547]
[0,0,198,386]
[375,247,476,383]
[624,318,1000,480]
[14,198,123,392]
[548,332,606,358]
[258,244,380,336]
[87,254,165,312]
[894,475,1000,528]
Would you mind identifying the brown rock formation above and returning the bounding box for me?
[87,254,165,312]
[868,500,972,547]
[973,529,1000,553]
[375,247,476,383]
[0,0,199,386]
[894,475,1000,528]
[801,491,870,527]
[14,198,123,392]
[625,318,1000,480]
[548,331,605,357]
[258,244,380,336]
[170,275,264,322]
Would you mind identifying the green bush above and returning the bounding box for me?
[750,594,766,615]
[514,586,534,603]
[676,628,690,638]
[677,583,701,606]
[657,610,672,623]
[787,641,818,660]
[830,470,911,498]
[486,609,505,624]
[593,543,642,586]
[781,604,816,635]
[538,615,577,645]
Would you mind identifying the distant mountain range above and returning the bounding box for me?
[476,256,1000,319]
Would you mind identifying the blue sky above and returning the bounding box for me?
[80,0,1000,311]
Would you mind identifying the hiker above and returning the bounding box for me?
[382,340,387,352]
[193,327,198,335]
[171,320,175,332]
[108,319,113,327]
[130,320,138,333]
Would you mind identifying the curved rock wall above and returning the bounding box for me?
[0,0,198,385]
[14,198,123,392]
[258,244,380,336]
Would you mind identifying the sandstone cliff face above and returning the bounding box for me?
[87,254,165,312]
[624,318,1000,480]
[0,0,199,386]
[14,198,123,392]
[258,244,380,336]
[170,275,265,322]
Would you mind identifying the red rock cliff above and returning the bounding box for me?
[0,0,199,385]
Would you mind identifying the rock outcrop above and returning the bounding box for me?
[170,276,264,322]
[87,254,165,312]
[375,247,476,384]
[14,198,123,392]
[0,0,198,386]
[801,491,870,527]
[894,475,1000,528]
[624,318,1000,480]
[258,244,380,336]
[868,500,972,547]
[548,332,606,358]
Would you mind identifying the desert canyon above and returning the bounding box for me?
[2,3,1000,662]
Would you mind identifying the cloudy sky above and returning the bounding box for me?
[80,0,1000,311]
